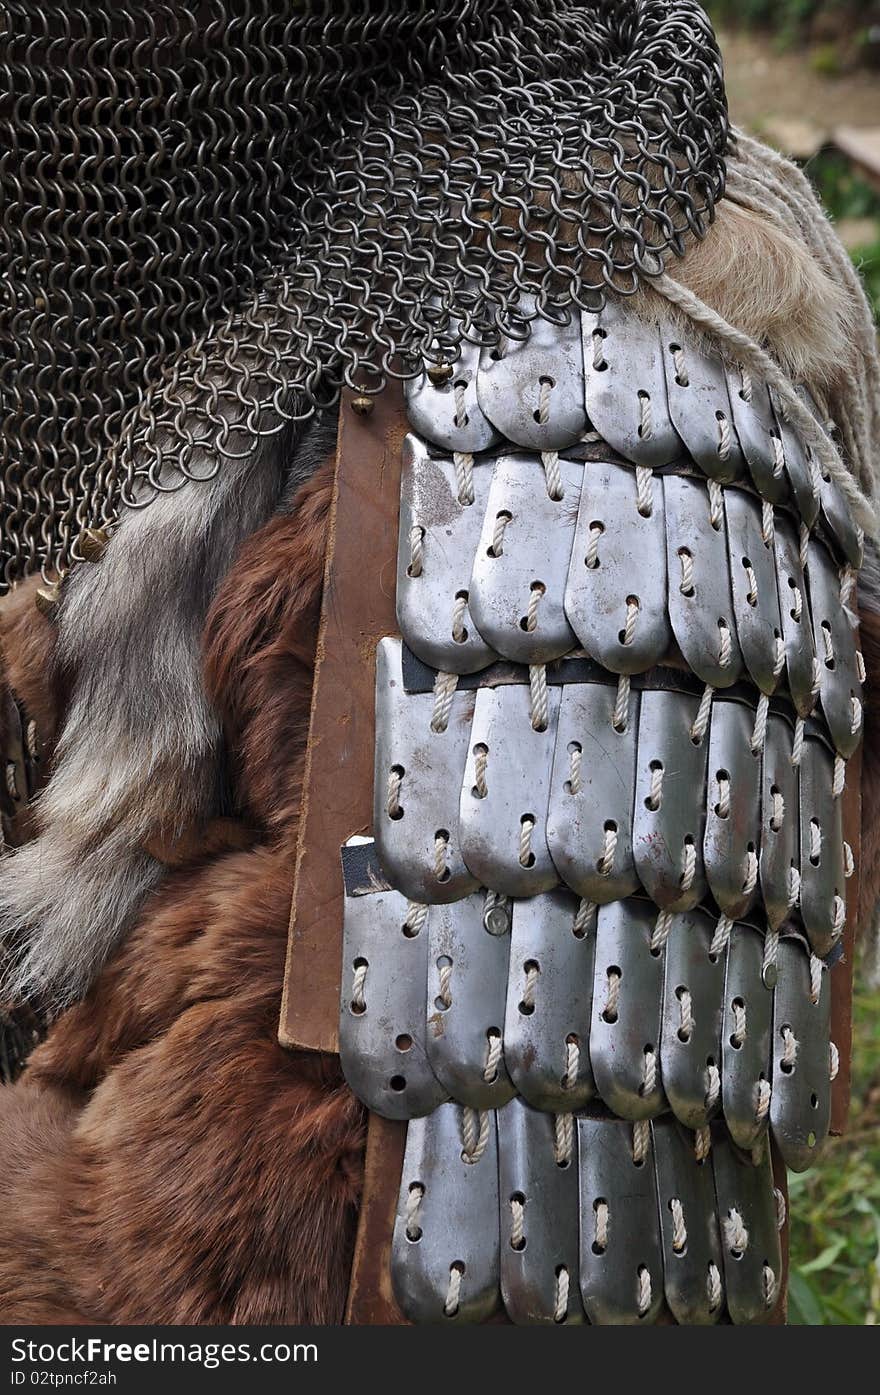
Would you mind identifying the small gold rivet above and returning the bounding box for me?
[78,526,110,563]
[35,581,61,618]
[351,395,374,417]
[427,362,453,386]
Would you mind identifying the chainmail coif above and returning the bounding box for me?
[0,0,729,588]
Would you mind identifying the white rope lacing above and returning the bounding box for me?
[603,967,621,1022]
[386,766,403,819]
[430,671,459,733]
[519,815,535,869]
[705,1061,721,1111]
[403,901,429,938]
[710,914,733,959]
[444,1263,464,1317]
[637,1266,652,1317]
[670,1198,687,1254]
[677,987,694,1042]
[483,1030,503,1084]
[509,1195,525,1250]
[638,392,653,444]
[613,673,631,732]
[554,1267,570,1323]
[451,591,468,644]
[585,521,604,569]
[350,960,367,1013]
[519,961,539,1014]
[568,741,582,795]
[489,509,511,557]
[472,743,488,798]
[573,899,597,938]
[707,1263,723,1311]
[648,908,673,956]
[461,1109,490,1165]
[809,954,823,1006]
[541,449,564,501]
[781,1025,799,1072]
[554,1113,574,1167]
[750,694,769,754]
[635,463,654,515]
[406,1183,424,1241]
[691,684,714,744]
[437,958,453,1010]
[633,1119,650,1166]
[529,663,549,732]
[679,546,695,595]
[731,997,747,1048]
[408,525,425,577]
[646,759,664,811]
[453,450,475,505]
[724,1208,749,1257]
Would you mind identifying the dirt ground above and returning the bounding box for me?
[720,29,880,139]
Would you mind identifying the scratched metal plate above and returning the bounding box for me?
[772,516,818,718]
[577,1115,665,1325]
[339,856,448,1121]
[771,935,833,1173]
[769,387,820,531]
[703,697,762,920]
[426,893,516,1110]
[759,712,800,931]
[590,899,666,1119]
[396,434,497,674]
[660,906,726,1130]
[391,1104,501,1323]
[477,297,588,451]
[497,1098,586,1324]
[546,680,639,904]
[724,365,789,505]
[373,638,479,904]
[807,539,863,759]
[503,890,597,1113]
[797,387,863,567]
[664,473,744,688]
[798,732,846,958]
[653,1117,724,1325]
[564,458,672,673]
[712,1133,782,1326]
[459,681,561,897]
[405,335,502,454]
[721,926,774,1151]
[661,329,746,483]
[468,453,582,664]
[632,686,709,912]
[581,300,680,467]
[724,487,784,694]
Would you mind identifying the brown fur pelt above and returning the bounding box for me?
[0,459,366,1324]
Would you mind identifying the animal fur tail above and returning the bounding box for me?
[0,412,334,1012]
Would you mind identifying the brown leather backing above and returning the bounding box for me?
[345,1114,409,1325]
[279,387,406,1055]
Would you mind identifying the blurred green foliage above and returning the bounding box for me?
[707,1,879,52]
[787,986,880,1323]
[809,149,880,320]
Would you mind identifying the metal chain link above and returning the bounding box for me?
[0,0,728,588]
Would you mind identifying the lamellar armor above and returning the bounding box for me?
[335,301,864,1324]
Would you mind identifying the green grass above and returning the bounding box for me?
[787,985,880,1323]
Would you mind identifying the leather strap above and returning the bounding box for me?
[279,386,407,1055]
